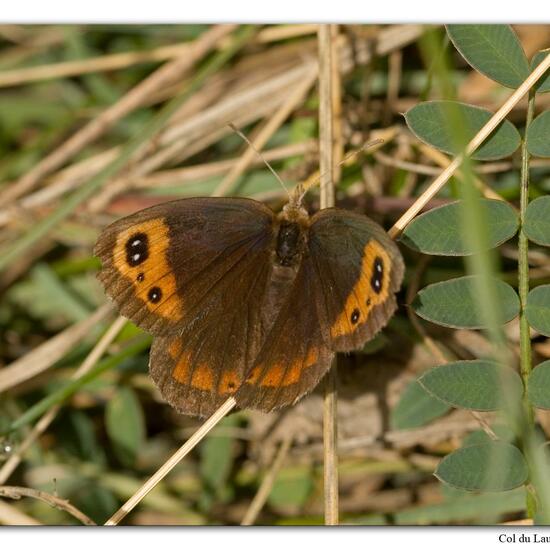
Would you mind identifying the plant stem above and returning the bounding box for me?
[518,89,535,422]
[318,23,339,525]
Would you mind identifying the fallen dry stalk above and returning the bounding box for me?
[0,486,95,525]
[0,42,196,88]
[105,397,236,525]
[241,433,293,525]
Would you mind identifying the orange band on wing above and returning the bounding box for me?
[248,347,319,388]
[113,218,182,321]
[330,240,392,339]
[219,370,240,394]
[190,364,214,391]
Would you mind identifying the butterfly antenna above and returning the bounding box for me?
[228,123,292,201]
[295,138,385,204]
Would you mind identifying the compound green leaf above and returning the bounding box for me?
[526,110,550,157]
[413,276,520,329]
[446,25,530,88]
[524,196,550,245]
[419,360,523,411]
[526,285,550,336]
[405,101,520,160]
[527,361,550,409]
[435,442,528,491]
[400,199,518,255]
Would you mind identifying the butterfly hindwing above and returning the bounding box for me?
[308,208,405,352]
[149,227,274,417]
[235,253,334,413]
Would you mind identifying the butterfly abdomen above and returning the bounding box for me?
[275,220,304,267]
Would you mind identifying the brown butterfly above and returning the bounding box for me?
[94,193,404,418]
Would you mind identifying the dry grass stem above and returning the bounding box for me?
[0,304,111,393]
[0,24,236,205]
[213,66,318,197]
[318,24,339,526]
[0,486,95,525]
[256,24,318,43]
[240,433,293,525]
[105,397,237,525]
[0,42,198,88]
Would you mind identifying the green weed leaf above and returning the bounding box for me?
[419,360,523,411]
[105,387,146,468]
[199,415,238,505]
[524,196,550,245]
[527,361,550,409]
[390,379,450,430]
[400,199,518,255]
[413,276,520,329]
[531,50,550,94]
[446,25,529,88]
[405,101,520,160]
[526,285,550,336]
[526,110,550,157]
[435,442,528,491]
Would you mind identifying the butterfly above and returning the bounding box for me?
[94,194,404,418]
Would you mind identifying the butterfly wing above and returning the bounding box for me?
[94,197,276,335]
[149,246,272,417]
[307,208,404,352]
[235,254,334,413]
[235,208,403,413]
[95,197,277,418]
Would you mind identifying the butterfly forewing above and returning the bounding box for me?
[94,198,276,336]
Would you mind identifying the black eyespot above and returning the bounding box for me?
[370,256,384,294]
[228,382,236,390]
[148,286,162,303]
[126,232,149,267]
[366,298,372,307]
[351,308,361,324]
[137,273,145,283]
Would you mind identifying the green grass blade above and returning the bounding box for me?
[3,336,151,435]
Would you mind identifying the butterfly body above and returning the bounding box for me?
[95,197,404,417]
